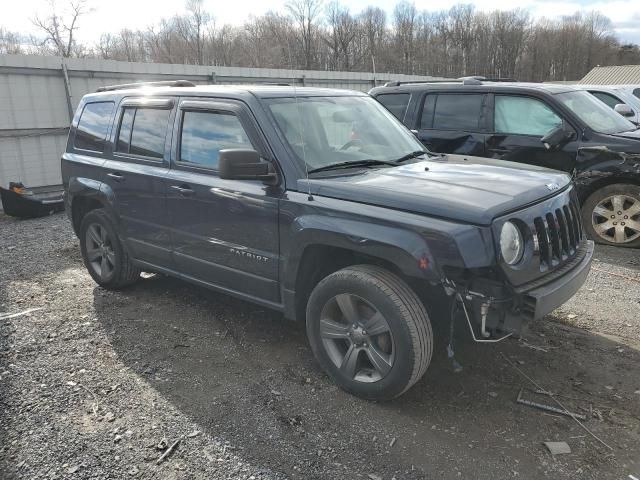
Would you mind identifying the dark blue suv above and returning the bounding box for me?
[62,81,593,400]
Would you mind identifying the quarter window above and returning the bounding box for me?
[179,111,253,169]
[633,88,640,100]
[74,102,114,152]
[376,94,410,120]
[432,94,484,130]
[115,107,170,159]
[494,96,562,136]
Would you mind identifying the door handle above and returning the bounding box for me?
[170,185,195,196]
[107,172,125,182]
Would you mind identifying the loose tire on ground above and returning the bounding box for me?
[582,184,640,248]
[79,208,141,289]
[306,265,433,400]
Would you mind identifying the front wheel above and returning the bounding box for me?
[306,265,433,400]
[582,184,640,248]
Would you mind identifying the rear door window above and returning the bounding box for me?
[376,93,410,121]
[179,111,253,169]
[494,95,562,136]
[431,94,484,130]
[74,102,114,152]
[115,107,170,159]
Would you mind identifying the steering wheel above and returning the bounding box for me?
[340,138,363,151]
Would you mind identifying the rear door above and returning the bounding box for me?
[165,98,281,303]
[415,92,488,156]
[484,94,577,173]
[101,97,175,265]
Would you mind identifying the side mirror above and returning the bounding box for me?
[541,124,575,150]
[614,103,634,118]
[218,149,276,182]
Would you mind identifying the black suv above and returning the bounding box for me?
[62,81,593,400]
[371,80,640,248]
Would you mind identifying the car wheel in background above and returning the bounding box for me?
[582,184,640,248]
[306,265,433,400]
[79,209,141,289]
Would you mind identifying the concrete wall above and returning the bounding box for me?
[0,54,443,192]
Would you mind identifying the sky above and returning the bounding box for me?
[2,0,640,46]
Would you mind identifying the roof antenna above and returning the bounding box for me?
[286,40,313,202]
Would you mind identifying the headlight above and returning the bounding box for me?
[500,221,524,265]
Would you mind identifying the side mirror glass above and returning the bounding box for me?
[218,149,276,182]
[614,103,634,117]
[541,124,575,150]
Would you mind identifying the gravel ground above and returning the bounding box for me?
[1,212,639,480]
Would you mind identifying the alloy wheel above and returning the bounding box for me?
[591,194,640,244]
[319,293,395,383]
[85,223,116,279]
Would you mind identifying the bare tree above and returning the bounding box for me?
[0,28,23,54]
[286,0,323,69]
[32,0,88,57]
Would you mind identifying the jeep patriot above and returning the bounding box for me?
[62,81,593,400]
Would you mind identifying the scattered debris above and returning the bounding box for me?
[0,307,43,321]
[516,389,587,420]
[156,436,183,465]
[270,390,281,396]
[368,474,383,480]
[488,391,498,398]
[501,353,613,451]
[544,441,571,455]
[389,437,397,448]
[567,314,577,320]
[186,430,201,438]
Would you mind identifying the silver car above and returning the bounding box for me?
[574,84,640,124]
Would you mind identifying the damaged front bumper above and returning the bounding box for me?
[449,240,594,339]
[515,240,594,321]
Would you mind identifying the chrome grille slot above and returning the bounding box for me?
[562,205,577,249]
[532,198,583,270]
[533,217,552,268]
[545,213,562,262]
[555,208,571,256]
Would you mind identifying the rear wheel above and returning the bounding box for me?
[582,184,640,248]
[306,265,433,400]
[79,209,140,289]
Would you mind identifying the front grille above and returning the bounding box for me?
[533,199,583,270]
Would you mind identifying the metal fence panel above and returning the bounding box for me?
[0,53,444,197]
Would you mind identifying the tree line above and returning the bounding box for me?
[2,0,640,82]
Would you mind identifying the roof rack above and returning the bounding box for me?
[383,75,517,88]
[95,80,196,93]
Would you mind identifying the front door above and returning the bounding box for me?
[484,94,577,173]
[415,92,488,156]
[165,99,281,303]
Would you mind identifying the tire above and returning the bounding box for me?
[79,209,141,289]
[582,184,640,248]
[306,265,433,401]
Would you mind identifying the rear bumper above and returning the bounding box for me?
[521,240,594,320]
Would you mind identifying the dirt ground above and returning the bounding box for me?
[1,212,639,480]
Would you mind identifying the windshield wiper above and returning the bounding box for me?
[393,150,429,163]
[307,159,397,174]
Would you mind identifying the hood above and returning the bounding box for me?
[610,129,640,141]
[299,155,572,225]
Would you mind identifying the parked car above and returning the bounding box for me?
[573,84,640,125]
[370,80,640,247]
[62,81,593,400]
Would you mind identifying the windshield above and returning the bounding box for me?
[555,90,636,134]
[266,96,427,172]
